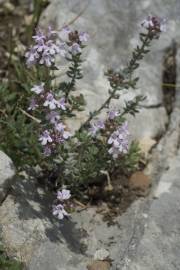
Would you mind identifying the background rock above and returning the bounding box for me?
[0,174,145,269]
[39,0,180,139]
[126,151,180,270]
[0,151,15,203]
[139,138,156,160]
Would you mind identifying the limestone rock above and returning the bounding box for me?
[127,107,168,140]
[127,153,180,270]
[139,137,156,159]
[0,151,15,203]
[94,249,110,260]
[39,0,175,140]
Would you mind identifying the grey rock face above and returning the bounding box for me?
[0,151,15,203]
[0,172,145,269]
[38,0,180,140]
[125,154,180,270]
[2,150,180,270]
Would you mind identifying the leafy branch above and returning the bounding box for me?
[65,54,83,100]
[79,29,154,130]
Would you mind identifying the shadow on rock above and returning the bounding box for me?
[9,175,86,255]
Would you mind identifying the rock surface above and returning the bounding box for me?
[1,142,180,270]
[39,0,175,140]
[0,151,15,203]
[127,153,180,270]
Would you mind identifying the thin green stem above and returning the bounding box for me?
[65,55,81,100]
[126,33,151,75]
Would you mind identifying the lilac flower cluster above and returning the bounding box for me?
[108,110,120,120]
[25,27,66,67]
[59,26,89,56]
[53,189,71,220]
[108,121,129,159]
[28,83,71,156]
[89,110,120,137]
[25,26,89,67]
[26,26,89,157]
[141,15,166,35]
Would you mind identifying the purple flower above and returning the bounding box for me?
[31,83,45,94]
[57,97,66,110]
[39,130,53,145]
[108,121,129,159]
[69,43,82,55]
[108,146,121,159]
[46,111,60,124]
[79,31,89,43]
[46,40,60,55]
[52,204,69,220]
[54,134,64,144]
[55,122,66,132]
[54,122,72,141]
[141,16,153,29]
[26,27,66,67]
[108,110,120,120]
[34,42,46,53]
[39,51,55,67]
[141,15,167,33]
[57,189,71,201]
[63,26,71,32]
[43,146,52,156]
[44,93,57,110]
[53,188,71,220]
[97,120,105,129]
[32,29,46,43]
[62,131,72,140]
[28,98,38,111]
[89,124,99,136]
[89,120,105,136]
[25,46,39,67]
[120,121,129,135]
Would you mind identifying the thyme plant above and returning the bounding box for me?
[5,15,167,219]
